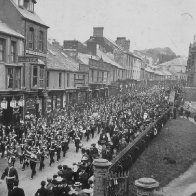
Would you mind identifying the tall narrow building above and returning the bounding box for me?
[0,0,49,116]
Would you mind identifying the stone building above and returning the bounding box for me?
[0,21,25,125]
[0,0,49,116]
[46,41,89,112]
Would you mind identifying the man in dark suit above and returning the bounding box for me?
[1,161,19,193]
[8,179,25,196]
[35,180,48,196]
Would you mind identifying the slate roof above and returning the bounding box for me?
[47,42,79,72]
[158,57,187,67]
[97,49,124,69]
[77,50,124,70]
[0,21,24,38]
[145,67,154,73]
[10,1,48,27]
[77,53,100,65]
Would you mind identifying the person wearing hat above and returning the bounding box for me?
[78,166,89,190]
[35,180,48,196]
[29,155,37,180]
[72,182,88,196]
[61,179,70,196]
[1,161,19,194]
[8,179,25,196]
[46,178,54,196]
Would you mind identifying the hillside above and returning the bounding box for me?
[134,47,178,66]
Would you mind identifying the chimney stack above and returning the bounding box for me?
[93,27,104,37]
[115,37,130,51]
[87,40,97,56]
[194,35,196,44]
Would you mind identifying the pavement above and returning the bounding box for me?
[0,132,100,196]
[164,117,196,196]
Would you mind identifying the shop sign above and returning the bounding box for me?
[66,89,77,93]
[18,56,38,63]
[26,50,46,57]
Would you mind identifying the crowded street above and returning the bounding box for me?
[0,83,175,196]
[0,0,195,195]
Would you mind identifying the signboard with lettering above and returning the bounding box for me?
[18,56,38,63]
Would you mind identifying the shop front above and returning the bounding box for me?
[46,90,64,112]
[0,92,25,126]
[77,87,88,104]
[66,89,78,105]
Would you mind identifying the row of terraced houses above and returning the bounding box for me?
[0,0,173,125]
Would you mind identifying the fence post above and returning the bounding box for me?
[135,178,159,196]
[93,159,112,196]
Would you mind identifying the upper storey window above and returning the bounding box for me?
[38,31,44,51]
[28,27,34,50]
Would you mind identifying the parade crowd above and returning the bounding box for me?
[0,84,175,196]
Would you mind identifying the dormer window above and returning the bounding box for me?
[24,0,34,12]
[18,0,24,7]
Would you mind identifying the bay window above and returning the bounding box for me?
[15,68,21,89]
[0,38,6,62]
[7,67,21,89]
[39,67,44,88]
[10,41,16,63]
[7,68,14,88]
[32,65,38,87]
[59,72,62,88]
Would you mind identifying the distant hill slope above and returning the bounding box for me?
[134,47,178,65]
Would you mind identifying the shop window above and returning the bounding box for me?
[59,72,62,88]
[0,38,6,62]
[28,27,34,50]
[32,66,38,87]
[38,31,44,51]
[7,68,14,88]
[39,67,44,88]
[10,41,16,63]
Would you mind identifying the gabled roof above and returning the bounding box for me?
[77,53,100,65]
[47,42,79,72]
[97,49,124,69]
[154,70,165,76]
[10,1,48,28]
[0,21,24,39]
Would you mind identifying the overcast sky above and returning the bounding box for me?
[36,0,196,56]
